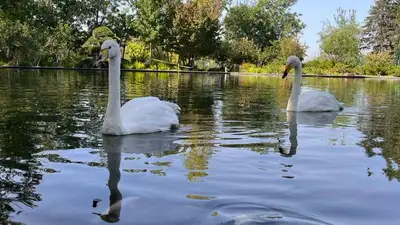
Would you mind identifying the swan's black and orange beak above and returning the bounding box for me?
[282,65,291,79]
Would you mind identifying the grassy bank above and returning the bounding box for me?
[239,58,400,77]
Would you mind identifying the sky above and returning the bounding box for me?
[291,0,375,61]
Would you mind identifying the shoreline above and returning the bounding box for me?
[1,66,400,79]
[230,72,400,79]
[0,65,229,75]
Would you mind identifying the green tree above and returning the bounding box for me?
[82,26,119,56]
[124,39,150,62]
[172,0,224,67]
[318,8,361,66]
[220,37,260,65]
[260,36,307,63]
[223,0,305,50]
[45,24,75,66]
[362,0,400,53]
[134,0,178,47]
[107,7,136,57]
[0,19,44,65]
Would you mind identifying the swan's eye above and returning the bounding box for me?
[108,46,111,49]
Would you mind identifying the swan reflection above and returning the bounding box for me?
[280,111,339,157]
[93,131,179,222]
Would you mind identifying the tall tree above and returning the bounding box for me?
[261,36,307,63]
[223,0,305,50]
[220,37,260,65]
[318,8,361,66]
[362,0,400,53]
[172,0,224,66]
[134,0,178,47]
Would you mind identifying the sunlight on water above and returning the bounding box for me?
[0,70,400,225]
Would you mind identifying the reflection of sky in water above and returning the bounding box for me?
[0,70,399,225]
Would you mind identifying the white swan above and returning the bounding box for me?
[282,56,344,112]
[98,40,180,135]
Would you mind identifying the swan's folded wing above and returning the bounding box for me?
[298,91,342,112]
[121,96,161,112]
[120,99,179,134]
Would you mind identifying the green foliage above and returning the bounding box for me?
[134,0,223,67]
[388,65,400,76]
[45,23,75,66]
[124,39,150,62]
[171,0,224,66]
[132,61,146,69]
[134,0,174,44]
[149,62,171,70]
[194,57,220,71]
[363,51,395,76]
[0,0,397,74]
[362,0,400,53]
[260,36,307,64]
[319,8,362,66]
[76,57,96,68]
[221,37,260,65]
[302,58,335,75]
[224,0,305,50]
[240,61,284,74]
[82,26,119,55]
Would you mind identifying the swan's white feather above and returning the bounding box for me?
[119,96,180,134]
[296,90,343,112]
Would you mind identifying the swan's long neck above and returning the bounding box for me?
[104,56,122,128]
[287,65,302,111]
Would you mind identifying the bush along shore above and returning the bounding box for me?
[238,52,400,77]
[1,1,400,77]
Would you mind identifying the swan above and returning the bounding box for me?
[282,56,344,112]
[98,40,181,135]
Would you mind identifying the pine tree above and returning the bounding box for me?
[362,0,400,53]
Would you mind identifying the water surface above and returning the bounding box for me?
[0,70,400,225]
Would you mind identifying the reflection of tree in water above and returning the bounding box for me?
[218,76,288,154]
[356,80,400,181]
[0,115,43,223]
[183,140,214,182]
[0,70,110,223]
[0,70,109,150]
[222,76,286,130]
[176,74,223,182]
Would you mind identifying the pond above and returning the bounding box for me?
[1,69,400,225]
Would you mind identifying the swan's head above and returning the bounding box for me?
[99,40,121,61]
[282,55,301,79]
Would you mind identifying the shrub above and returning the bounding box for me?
[132,61,146,69]
[240,61,284,74]
[240,63,262,73]
[149,62,170,70]
[76,57,95,68]
[388,66,400,77]
[124,39,150,63]
[363,51,394,76]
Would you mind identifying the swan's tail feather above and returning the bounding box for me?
[162,101,181,114]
